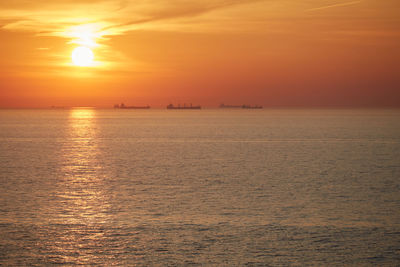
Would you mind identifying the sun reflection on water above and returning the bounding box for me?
[50,108,114,264]
[59,108,111,224]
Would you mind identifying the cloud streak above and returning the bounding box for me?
[1,0,397,72]
[306,0,363,12]
[106,0,263,31]
[0,0,267,70]
[0,0,263,36]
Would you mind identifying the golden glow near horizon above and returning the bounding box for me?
[0,0,399,107]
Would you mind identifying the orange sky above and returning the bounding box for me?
[0,0,399,107]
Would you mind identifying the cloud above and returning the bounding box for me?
[1,0,397,71]
[306,1,363,12]
[0,0,267,70]
[108,0,262,29]
[0,0,262,35]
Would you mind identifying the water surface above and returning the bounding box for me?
[0,108,399,265]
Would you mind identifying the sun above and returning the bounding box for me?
[71,46,94,67]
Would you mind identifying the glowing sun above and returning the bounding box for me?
[72,46,94,66]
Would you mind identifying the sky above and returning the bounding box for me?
[0,0,399,107]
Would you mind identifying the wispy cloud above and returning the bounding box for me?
[0,0,266,70]
[0,0,262,35]
[106,0,263,31]
[306,0,363,12]
[1,0,397,72]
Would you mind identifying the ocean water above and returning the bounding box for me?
[0,108,399,266]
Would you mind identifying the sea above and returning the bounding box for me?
[0,108,399,266]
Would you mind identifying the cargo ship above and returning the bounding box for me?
[220,104,263,109]
[114,103,150,109]
[219,104,242,108]
[242,105,262,109]
[167,104,201,109]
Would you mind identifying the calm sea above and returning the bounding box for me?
[0,108,399,265]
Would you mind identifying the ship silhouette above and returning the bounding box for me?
[167,103,201,109]
[220,103,262,109]
[114,103,150,109]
